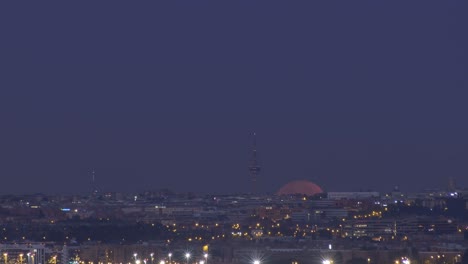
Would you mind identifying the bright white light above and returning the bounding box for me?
[160,261,165,264]
[199,261,204,264]
[168,253,172,258]
[253,260,260,264]
[204,254,208,259]
[185,253,190,259]
[323,260,331,264]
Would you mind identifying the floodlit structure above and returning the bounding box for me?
[277,180,323,196]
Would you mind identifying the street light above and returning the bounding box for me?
[159,261,165,264]
[203,254,208,264]
[133,253,138,264]
[168,253,172,264]
[401,258,410,264]
[185,253,190,264]
[253,260,260,264]
[3,253,8,264]
[322,260,332,264]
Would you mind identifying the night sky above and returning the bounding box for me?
[1,1,467,194]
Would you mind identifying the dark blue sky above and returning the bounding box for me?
[1,1,467,194]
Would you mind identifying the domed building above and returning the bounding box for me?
[277,180,323,196]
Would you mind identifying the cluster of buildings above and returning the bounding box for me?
[0,180,467,264]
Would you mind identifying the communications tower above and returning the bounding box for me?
[248,133,261,194]
[91,169,98,195]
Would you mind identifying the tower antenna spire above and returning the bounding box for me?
[91,169,98,195]
[248,132,261,194]
[253,132,257,148]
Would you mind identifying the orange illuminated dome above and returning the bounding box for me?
[277,180,323,196]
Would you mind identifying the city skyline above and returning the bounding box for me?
[2,124,468,195]
[1,1,467,194]
[1,2,468,264]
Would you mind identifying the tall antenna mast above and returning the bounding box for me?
[92,169,98,195]
[248,133,261,194]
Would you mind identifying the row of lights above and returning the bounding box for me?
[2,252,37,264]
[182,253,208,264]
[133,253,208,264]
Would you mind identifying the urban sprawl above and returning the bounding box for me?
[0,182,467,264]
